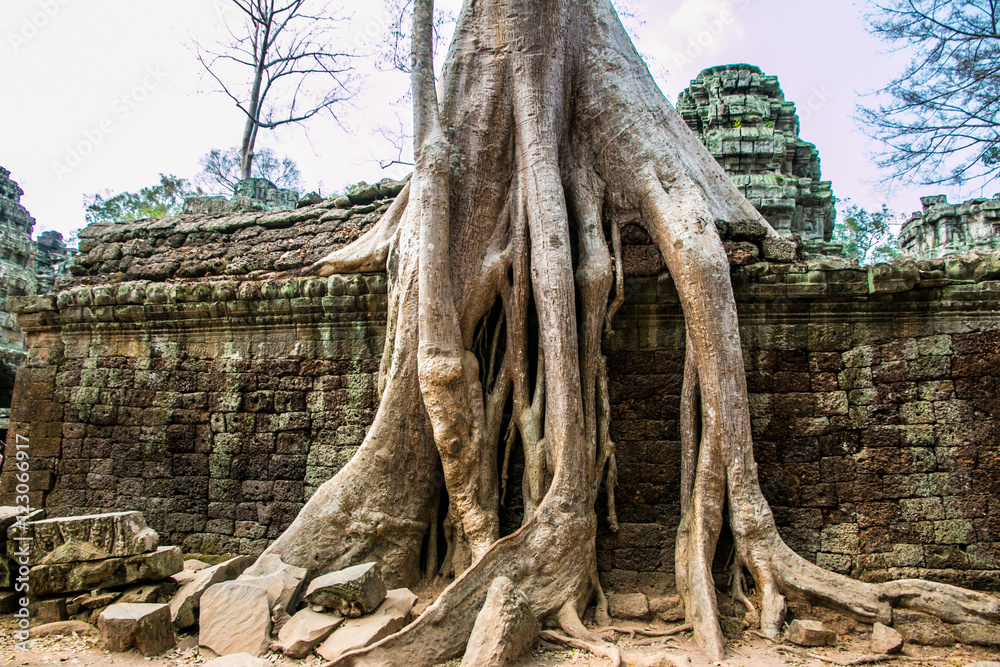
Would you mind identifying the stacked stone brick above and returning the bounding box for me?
[70,178,405,286]
[677,64,838,256]
[900,194,1000,260]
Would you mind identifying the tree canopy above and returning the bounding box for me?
[833,201,903,265]
[859,0,1000,187]
[83,174,200,225]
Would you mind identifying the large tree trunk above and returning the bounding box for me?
[261,0,1000,663]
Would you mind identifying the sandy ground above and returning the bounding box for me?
[2,615,998,667]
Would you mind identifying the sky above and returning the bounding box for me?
[0,0,993,240]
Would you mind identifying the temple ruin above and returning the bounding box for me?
[900,194,1000,260]
[678,64,839,257]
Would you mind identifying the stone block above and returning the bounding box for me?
[237,553,307,613]
[98,603,175,656]
[461,577,539,667]
[316,588,418,662]
[785,619,836,646]
[606,592,650,620]
[305,561,387,617]
[276,608,343,659]
[199,581,272,657]
[169,554,252,628]
[952,622,1000,647]
[29,546,182,596]
[28,597,68,624]
[7,511,158,565]
[871,622,903,654]
[892,609,954,646]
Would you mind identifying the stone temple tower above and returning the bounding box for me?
[0,167,37,424]
[677,64,838,255]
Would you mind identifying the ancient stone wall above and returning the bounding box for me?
[900,194,1000,260]
[3,248,999,594]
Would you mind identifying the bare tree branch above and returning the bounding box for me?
[193,0,361,179]
[859,0,1000,188]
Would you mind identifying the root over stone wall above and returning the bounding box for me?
[1,253,999,595]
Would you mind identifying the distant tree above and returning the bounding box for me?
[833,201,903,265]
[859,0,1000,187]
[194,0,358,181]
[84,174,200,225]
[197,146,303,195]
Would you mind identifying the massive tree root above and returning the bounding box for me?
[261,0,1000,663]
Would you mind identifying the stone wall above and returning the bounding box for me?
[900,194,1000,260]
[3,248,999,594]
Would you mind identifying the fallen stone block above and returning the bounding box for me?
[183,559,210,572]
[7,511,158,565]
[871,621,903,654]
[28,597,67,624]
[170,555,252,629]
[276,608,343,659]
[29,546,182,596]
[118,580,178,605]
[461,576,538,667]
[98,603,176,656]
[316,588,418,663]
[892,610,955,647]
[199,581,272,657]
[305,561,387,617]
[606,593,649,620]
[952,622,1000,648]
[786,619,836,647]
[30,620,99,638]
[204,654,272,667]
[237,553,307,613]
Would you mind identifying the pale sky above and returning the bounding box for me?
[1,0,991,241]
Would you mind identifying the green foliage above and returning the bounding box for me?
[84,174,201,225]
[197,147,303,195]
[833,201,903,265]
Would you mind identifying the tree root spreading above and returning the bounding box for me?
[260,0,1000,663]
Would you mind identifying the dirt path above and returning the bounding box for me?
[2,617,998,667]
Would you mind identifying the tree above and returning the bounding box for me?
[833,201,904,265]
[195,0,357,181]
[83,174,199,225]
[262,1,1000,664]
[196,146,303,195]
[859,0,1000,187]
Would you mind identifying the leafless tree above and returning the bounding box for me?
[859,0,1000,187]
[195,0,358,180]
[257,1,1000,664]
